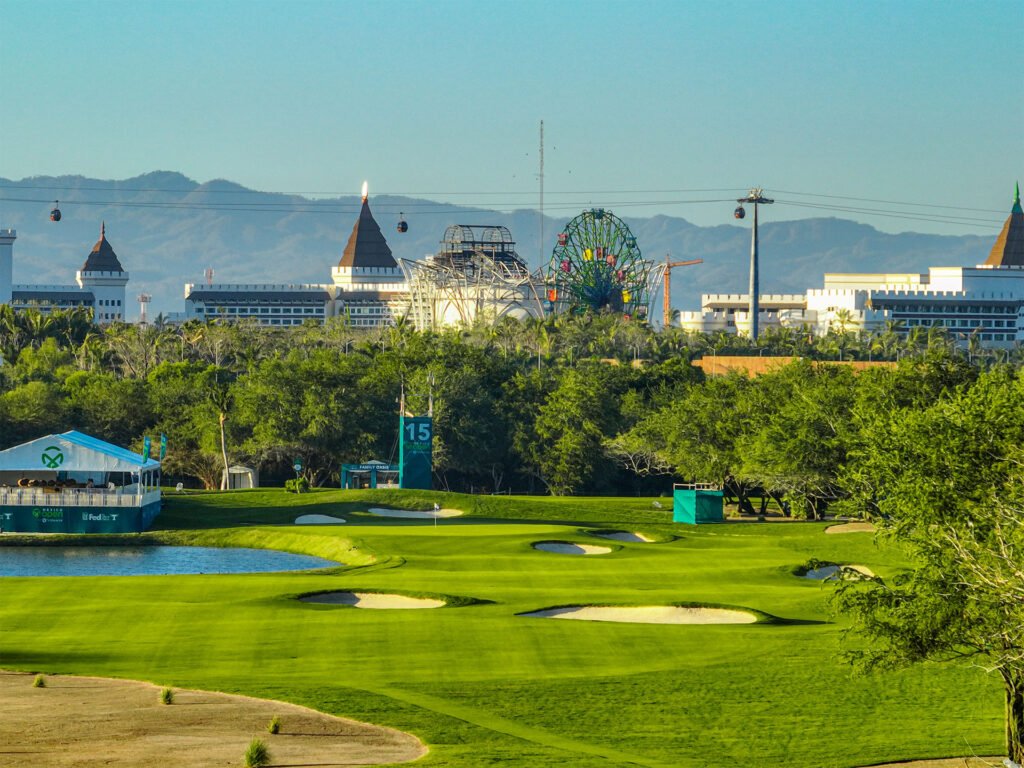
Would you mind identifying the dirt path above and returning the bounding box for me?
[0,671,425,767]
[858,759,1002,767]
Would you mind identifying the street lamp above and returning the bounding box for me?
[736,188,774,342]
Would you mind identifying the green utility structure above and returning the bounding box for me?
[673,483,724,524]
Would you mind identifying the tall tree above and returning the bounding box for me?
[836,368,1024,762]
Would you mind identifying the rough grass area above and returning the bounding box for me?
[0,490,1004,767]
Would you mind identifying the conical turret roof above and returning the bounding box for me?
[984,183,1024,267]
[81,222,125,272]
[339,197,397,269]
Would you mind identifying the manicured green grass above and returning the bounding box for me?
[0,491,1004,767]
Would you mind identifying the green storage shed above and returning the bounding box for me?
[673,483,724,524]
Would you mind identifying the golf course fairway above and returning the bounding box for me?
[0,489,1004,767]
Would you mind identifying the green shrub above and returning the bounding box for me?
[32,674,45,688]
[266,714,280,734]
[243,738,270,767]
[160,687,174,705]
[284,478,309,494]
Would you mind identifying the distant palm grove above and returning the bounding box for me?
[0,304,1009,506]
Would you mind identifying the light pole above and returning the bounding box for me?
[736,188,774,342]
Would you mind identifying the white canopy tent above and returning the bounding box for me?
[0,430,160,490]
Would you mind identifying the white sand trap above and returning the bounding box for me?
[533,541,612,555]
[300,591,445,609]
[589,530,655,543]
[367,507,463,519]
[803,564,876,580]
[522,605,757,624]
[295,514,347,525]
[825,521,875,534]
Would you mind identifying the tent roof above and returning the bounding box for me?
[0,431,159,473]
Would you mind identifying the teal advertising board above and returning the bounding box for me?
[0,503,161,533]
[672,487,724,524]
[399,416,433,490]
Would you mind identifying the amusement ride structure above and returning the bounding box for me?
[545,208,660,319]
[403,224,545,330]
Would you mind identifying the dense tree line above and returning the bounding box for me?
[0,307,1007,500]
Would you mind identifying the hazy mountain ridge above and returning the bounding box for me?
[0,173,992,320]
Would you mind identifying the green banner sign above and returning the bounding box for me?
[399,416,433,490]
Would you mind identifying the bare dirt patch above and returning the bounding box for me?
[857,758,1001,768]
[520,605,757,624]
[294,514,347,525]
[366,507,462,519]
[532,541,612,555]
[825,521,876,534]
[300,591,446,609]
[0,671,424,768]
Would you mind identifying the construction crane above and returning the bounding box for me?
[662,255,703,329]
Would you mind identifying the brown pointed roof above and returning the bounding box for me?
[338,197,397,269]
[81,221,125,272]
[984,183,1024,267]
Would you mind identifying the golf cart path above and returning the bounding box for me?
[368,683,671,767]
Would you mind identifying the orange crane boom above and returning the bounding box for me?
[663,256,703,329]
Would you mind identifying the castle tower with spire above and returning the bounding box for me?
[330,182,407,326]
[76,222,129,322]
[983,182,1024,267]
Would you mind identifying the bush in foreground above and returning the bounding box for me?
[32,674,45,688]
[243,738,270,767]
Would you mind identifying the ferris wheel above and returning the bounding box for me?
[546,208,655,318]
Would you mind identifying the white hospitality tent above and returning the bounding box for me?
[0,430,160,491]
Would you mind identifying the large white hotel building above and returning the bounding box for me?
[182,188,405,328]
[679,186,1024,348]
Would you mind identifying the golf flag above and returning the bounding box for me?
[142,436,151,462]
[159,434,167,461]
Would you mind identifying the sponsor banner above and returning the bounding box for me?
[0,505,159,533]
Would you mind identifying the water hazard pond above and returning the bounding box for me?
[0,546,337,577]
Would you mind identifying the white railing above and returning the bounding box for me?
[674,482,722,492]
[0,488,161,508]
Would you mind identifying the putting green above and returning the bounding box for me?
[0,491,1004,767]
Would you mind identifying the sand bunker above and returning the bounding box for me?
[0,671,424,767]
[300,591,446,609]
[825,521,876,534]
[521,605,757,624]
[588,530,656,543]
[367,507,463,519]
[803,563,876,580]
[295,514,347,525]
[533,541,612,555]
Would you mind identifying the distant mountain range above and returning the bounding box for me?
[0,172,995,321]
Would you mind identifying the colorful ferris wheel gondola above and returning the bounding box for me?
[546,208,655,318]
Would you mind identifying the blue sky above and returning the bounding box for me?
[1,0,1021,235]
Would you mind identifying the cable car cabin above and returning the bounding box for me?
[734,206,746,220]
[396,213,408,233]
[50,202,61,222]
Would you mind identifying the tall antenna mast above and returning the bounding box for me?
[539,119,544,265]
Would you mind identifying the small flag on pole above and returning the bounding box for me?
[159,434,167,461]
[142,436,151,462]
